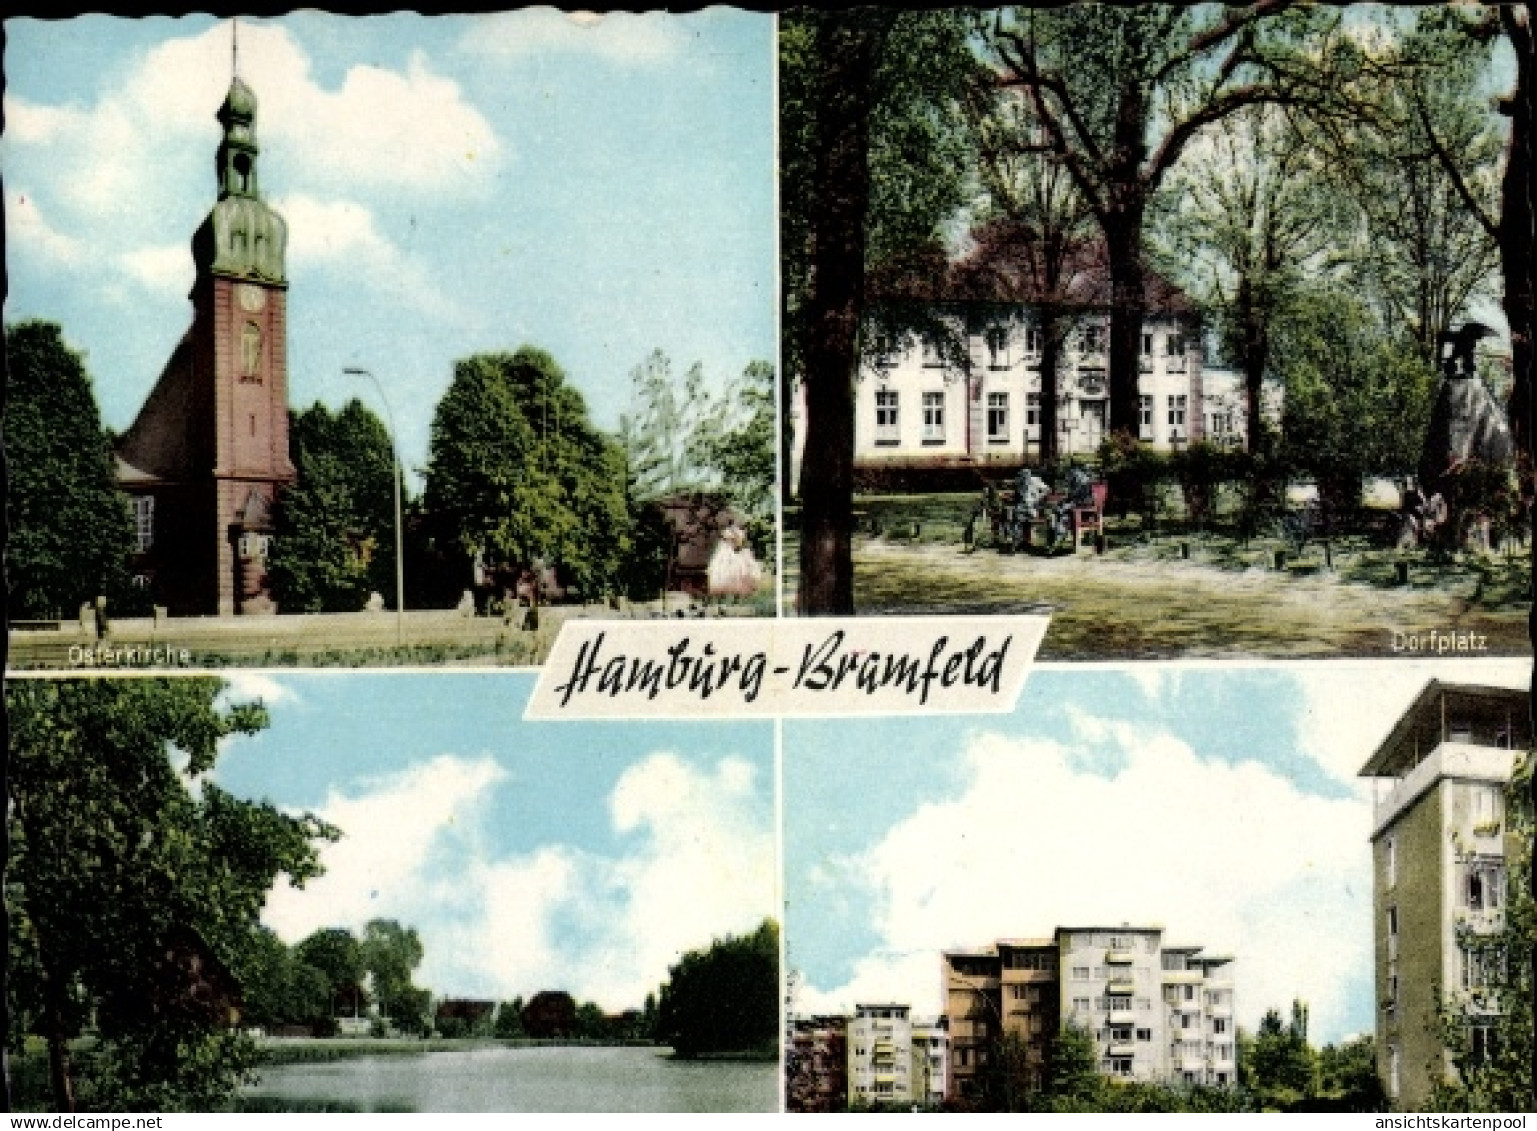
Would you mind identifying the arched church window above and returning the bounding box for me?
[241,322,263,381]
[233,152,252,192]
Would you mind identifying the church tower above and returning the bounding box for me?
[117,76,296,615]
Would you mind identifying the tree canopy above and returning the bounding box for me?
[4,320,136,620]
[655,919,779,1058]
[267,398,398,613]
[422,347,632,598]
[6,678,335,1111]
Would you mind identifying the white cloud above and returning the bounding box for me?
[274,193,455,320]
[459,9,689,65]
[5,189,88,268]
[5,21,500,301]
[119,243,194,297]
[799,724,1372,1043]
[216,671,301,708]
[263,751,774,1012]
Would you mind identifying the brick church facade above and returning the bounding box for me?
[116,77,295,615]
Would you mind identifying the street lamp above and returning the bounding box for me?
[343,367,405,645]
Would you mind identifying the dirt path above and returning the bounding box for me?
[834,539,1530,661]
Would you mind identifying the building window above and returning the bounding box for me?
[1166,333,1185,356]
[1213,1018,1228,1034]
[238,532,271,560]
[1072,966,1091,981]
[1024,327,1043,358]
[1470,1024,1497,1065]
[875,389,900,446]
[987,392,1009,443]
[1388,1045,1400,1098]
[1108,996,1132,1012]
[1136,1028,1152,1042]
[871,333,898,370]
[1473,786,1501,827]
[1110,1024,1133,1042]
[1081,324,1105,355]
[1387,905,1399,961]
[1105,1057,1133,1077]
[1072,996,1090,1012]
[1167,394,1188,435]
[922,336,944,368]
[1162,954,1185,972]
[1385,836,1396,889]
[986,326,1010,369]
[1139,394,1154,439]
[1025,392,1041,439]
[133,495,155,553]
[922,391,945,443]
[241,320,263,380]
[1467,859,1505,911]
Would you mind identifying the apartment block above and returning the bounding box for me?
[942,927,1236,1102]
[1359,681,1528,1111]
[786,1014,848,1112]
[847,1003,915,1106]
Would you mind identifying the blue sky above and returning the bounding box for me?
[3,11,775,487]
[785,658,1528,1046]
[206,671,776,1011]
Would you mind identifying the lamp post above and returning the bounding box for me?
[343,367,405,645]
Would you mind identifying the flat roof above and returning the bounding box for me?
[1358,680,1528,777]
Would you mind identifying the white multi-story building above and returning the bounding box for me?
[944,926,1236,1102]
[847,1003,915,1106]
[786,239,1278,489]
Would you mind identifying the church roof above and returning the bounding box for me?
[868,220,1196,315]
[221,76,258,120]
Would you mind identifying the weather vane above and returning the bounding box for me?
[232,16,239,79]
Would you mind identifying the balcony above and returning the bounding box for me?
[1108,1010,1136,1026]
[1107,979,1136,996]
[1106,950,1135,965]
[1108,1043,1136,1058]
[1371,743,1517,837]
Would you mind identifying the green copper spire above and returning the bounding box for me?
[193,77,287,284]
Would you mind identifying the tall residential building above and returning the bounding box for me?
[847,1003,914,1106]
[911,1016,950,1107]
[1359,680,1528,1112]
[942,927,1236,1102]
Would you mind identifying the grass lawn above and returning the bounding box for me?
[784,493,1530,661]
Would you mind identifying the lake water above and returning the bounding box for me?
[243,1046,778,1112]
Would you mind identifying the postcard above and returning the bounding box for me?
[4,2,1535,1119]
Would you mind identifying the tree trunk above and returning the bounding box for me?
[1104,212,1148,441]
[1238,278,1272,456]
[1502,9,1533,465]
[796,12,895,615]
[1037,305,1067,466]
[41,964,75,1113]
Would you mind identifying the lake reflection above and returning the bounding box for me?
[243,1045,778,1113]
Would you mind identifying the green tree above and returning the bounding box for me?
[295,928,367,1022]
[360,919,428,1029]
[1244,1002,1318,1110]
[619,350,712,500]
[4,320,135,620]
[1034,1022,1108,1111]
[781,9,979,613]
[691,360,778,534]
[267,399,398,613]
[655,919,779,1058]
[986,3,1347,442]
[1275,285,1438,516]
[6,678,335,1111]
[1316,1035,1386,1110]
[1154,105,1348,452]
[422,347,632,599]
[494,997,527,1039]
